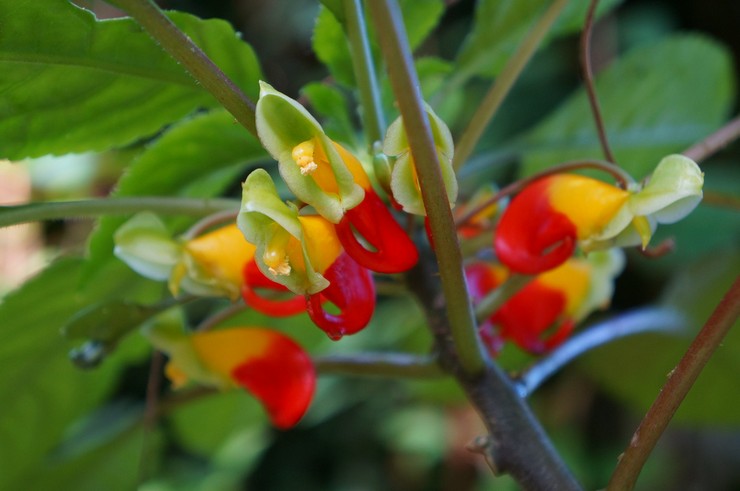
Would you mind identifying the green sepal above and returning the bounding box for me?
[113,212,182,281]
[255,81,364,223]
[629,154,704,223]
[238,169,330,295]
[384,104,458,215]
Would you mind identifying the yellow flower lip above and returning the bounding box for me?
[292,140,318,176]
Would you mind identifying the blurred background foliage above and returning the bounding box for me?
[0,0,739,489]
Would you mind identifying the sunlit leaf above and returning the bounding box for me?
[0,1,262,159]
[520,35,734,178]
[84,109,265,280]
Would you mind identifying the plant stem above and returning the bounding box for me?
[475,274,533,323]
[408,240,581,489]
[0,197,239,228]
[580,0,616,164]
[368,0,486,376]
[683,115,740,162]
[315,352,444,378]
[517,307,687,398]
[452,0,570,171]
[343,0,386,146]
[608,275,740,491]
[105,0,257,137]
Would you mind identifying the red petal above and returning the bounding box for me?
[231,333,316,429]
[494,281,569,354]
[494,177,576,274]
[241,260,306,317]
[306,252,376,340]
[336,190,418,274]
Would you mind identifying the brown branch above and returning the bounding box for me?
[580,0,616,164]
[683,116,740,162]
[607,274,740,490]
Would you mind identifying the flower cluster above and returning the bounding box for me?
[114,79,704,427]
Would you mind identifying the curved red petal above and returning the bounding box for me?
[494,281,568,354]
[494,177,576,274]
[241,260,306,317]
[336,190,418,274]
[306,252,376,340]
[230,333,316,429]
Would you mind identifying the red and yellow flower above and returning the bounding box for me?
[144,323,315,429]
[466,250,624,355]
[494,155,703,274]
[255,82,418,274]
[239,169,376,340]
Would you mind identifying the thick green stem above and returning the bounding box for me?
[315,353,444,378]
[105,0,257,137]
[368,0,486,377]
[343,0,386,146]
[453,0,569,171]
[608,275,740,490]
[0,197,239,228]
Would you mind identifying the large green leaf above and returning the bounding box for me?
[520,35,734,178]
[0,259,155,489]
[579,249,740,425]
[455,0,621,79]
[313,0,444,87]
[0,1,262,159]
[85,109,266,278]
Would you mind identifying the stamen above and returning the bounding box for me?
[292,140,318,176]
[263,228,293,276]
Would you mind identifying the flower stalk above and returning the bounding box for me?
[105,0,258,136]
[368,0,486,376]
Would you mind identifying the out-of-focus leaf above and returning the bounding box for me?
[520,35,734,178]
[313,0,444,87]
[24,403,156,491]
[579,249,740,425]
[455,0,621,79]
[301,82,359,147]
[84,109,265,279]
[169,391,265,457]
[0,1,262,159]
[0,259,156,489]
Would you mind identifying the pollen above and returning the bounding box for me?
[292,140,318,176]
[264,227,293,276]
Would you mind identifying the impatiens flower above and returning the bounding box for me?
[256,82,418,273]
[114,213,304,316]
[467,249,625,355]
[494,155,703,274]
[239,169,376,339]
[383,103,458,217]
[143,323,315,429]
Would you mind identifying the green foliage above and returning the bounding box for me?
[313,0,444,87]
[0,1,262,159]
[580,249,740,424]
[85,109,265,277]
[455,0,621,79]
[520,34,734,178]
[0,259,155,489]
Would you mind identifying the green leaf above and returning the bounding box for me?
[85,109,266,279]
[455,0,621,79]
[0,1,262,159]
[579,249,740,425]
[0,259,155,489]
[24,404,157,491]
[313,0,444,87]
[301,82,359,147]
[520,34,735,178]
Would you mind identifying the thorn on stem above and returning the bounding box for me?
[467,435,501,475]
